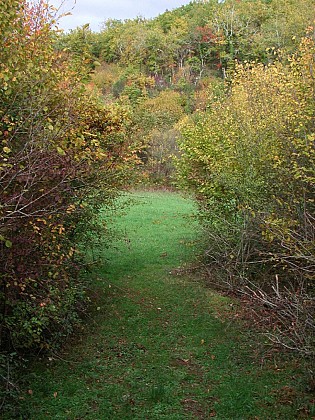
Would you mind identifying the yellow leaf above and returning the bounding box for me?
[57,147,66,156]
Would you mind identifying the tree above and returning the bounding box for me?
[0,0,134,351]
[177,30,315,354]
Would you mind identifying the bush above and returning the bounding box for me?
[0,1,134,352]
[177,31,315,355]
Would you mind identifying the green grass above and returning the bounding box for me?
[15,191,314,419]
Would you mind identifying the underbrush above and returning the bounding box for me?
[177,32,315,363]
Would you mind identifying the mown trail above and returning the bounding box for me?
[19,191,305,419]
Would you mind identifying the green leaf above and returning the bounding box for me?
[5,240,12,248]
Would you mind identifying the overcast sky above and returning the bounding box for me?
[49,0,193,32]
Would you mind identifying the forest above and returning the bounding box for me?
[0,0,314,417]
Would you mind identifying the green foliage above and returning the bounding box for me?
[79,0,314,79]
[56,24,96,69]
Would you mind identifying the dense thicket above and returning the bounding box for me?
[0,1,134,355]
[178,31,315,355]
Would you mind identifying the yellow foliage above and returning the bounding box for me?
[178,31,315,280]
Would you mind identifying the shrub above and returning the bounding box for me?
[0,1,134,352]
[177,31,315,355]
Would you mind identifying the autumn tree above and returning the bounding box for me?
[0,0,134,351]
[177,30,315,354]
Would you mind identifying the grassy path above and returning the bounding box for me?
[19,191,310,419]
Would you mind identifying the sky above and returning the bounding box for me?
[49,0,193,32]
